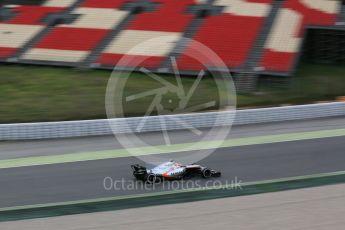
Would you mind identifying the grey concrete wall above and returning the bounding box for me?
[1,102,344,140]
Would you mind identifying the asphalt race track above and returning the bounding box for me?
[0,134,345,208]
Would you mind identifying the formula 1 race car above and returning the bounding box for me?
[131,160,221,183]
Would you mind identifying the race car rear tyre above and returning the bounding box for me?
[146,173,157,184]
[133,169,147,181]
[201,168,212,178]
[155,176,163,184]
[183,172,192,180]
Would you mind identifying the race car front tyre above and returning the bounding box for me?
[201,168,212,178]
[212,171,221,177]
[133,170,147,181]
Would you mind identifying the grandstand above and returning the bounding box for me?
[0,0,343,89]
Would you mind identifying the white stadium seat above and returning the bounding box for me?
[105,30,181,57]
[264,8,302,53]
[22,48,89,62]
[0,24,43,48]
[61,8,129,30]
[215,0,272,17]
[43,0,77,8]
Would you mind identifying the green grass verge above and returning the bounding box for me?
[0,171,344,222]
[0,65,223,123]
[239,63,345,107]
[0,63,344,123]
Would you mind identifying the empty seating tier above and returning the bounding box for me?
[0,0,341,75]
[0,5,64,59]
[260,0,339,72]
[21,1,130,63]
[97,0,198,68]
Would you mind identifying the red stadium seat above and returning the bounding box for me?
[0,47,17,58]
[22,3,129,63]
[177,14,266,70]
[4,5,63,25]
[97,0,198,68]
[127,0,195,32]
[36,27,107,51]
[98,29,181,68]
[21,28,109,63]
[99,53,164,68]
[177,0,273,70]
[0,5,64,59]
[81,0,129,9]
